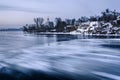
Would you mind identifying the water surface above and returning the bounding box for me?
[0,31,120,80]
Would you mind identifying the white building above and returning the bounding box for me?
[89,21,101,29]
[76,22,90,34]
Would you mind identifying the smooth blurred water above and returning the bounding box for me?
[0,31,120,80]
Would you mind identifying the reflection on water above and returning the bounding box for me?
[0,32,120,80]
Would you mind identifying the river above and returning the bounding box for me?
[0,31,120,80]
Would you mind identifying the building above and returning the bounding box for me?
[89,21,101,30]
[76,22,90,34]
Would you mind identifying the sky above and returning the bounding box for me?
[0,0,120,28]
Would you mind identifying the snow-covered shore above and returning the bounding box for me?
[30,32,120,37]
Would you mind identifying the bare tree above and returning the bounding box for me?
[34,17,44,28]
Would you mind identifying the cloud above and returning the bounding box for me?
[1,0,120,27]
[0,5,54,14]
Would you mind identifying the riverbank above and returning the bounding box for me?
[25,32,120,37]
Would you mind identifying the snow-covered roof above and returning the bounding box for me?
[90,21,99,28]
[80,22,90,25]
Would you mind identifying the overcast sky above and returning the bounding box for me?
[0,0,120,28]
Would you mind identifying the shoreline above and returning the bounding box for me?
[29,32,120,37]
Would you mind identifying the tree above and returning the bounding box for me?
[65,19,71,25]
[80,16,89,22]
[23,26,27,32]
[71,19,76,25]
[34,17,44,28]
[89,16,97,21]
[101,9,120,22]
[55,18,67,32]
[106,8,110,13]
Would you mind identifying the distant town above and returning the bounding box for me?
[23,9,120,35]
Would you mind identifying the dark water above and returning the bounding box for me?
[0,31,120,80]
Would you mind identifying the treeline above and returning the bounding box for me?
[23,9,120,33]
[23,18,76,32]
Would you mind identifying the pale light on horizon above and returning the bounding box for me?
[0,0,120,28]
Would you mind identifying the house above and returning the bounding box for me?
[66,25,76,32]
[89,21,101,30]
[76,22,90,34]
[78,22,90,29]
